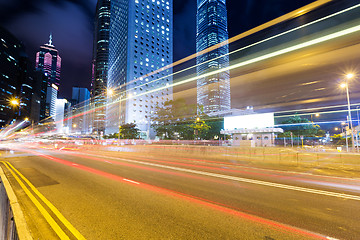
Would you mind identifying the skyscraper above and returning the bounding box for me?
[196,0,230,114]
[105,0,173,137]
[91,0,110,135]
[71,87,91,134]
[35,34,61,118]
[0,27,34,127]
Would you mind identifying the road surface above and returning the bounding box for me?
[1,143,359,239]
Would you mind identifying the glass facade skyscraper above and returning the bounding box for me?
[91,0,111,134]
[0,27,34,127]
[106,0,173,137]
[196,0,230,114]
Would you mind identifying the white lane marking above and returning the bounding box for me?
[104,161,113,164]
[123,178,140,185]
[71,152,360,201]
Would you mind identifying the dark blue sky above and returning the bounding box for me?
[0,0,313,99]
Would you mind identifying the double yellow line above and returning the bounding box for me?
[1,161,86,240]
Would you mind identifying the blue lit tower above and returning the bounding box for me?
[107,0,173,137]
[196,0,230,114]
[92,0,111,134]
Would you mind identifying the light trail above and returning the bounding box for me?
[79,1,354,125]
[106,0,336,94]
[51,148,360,201]
[104,22,360,116]
[16,148,330,239]
[67,150,360,192]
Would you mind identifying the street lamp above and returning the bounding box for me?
[340,73,356,152]
[108,88,123,143]
[10,99,19,107]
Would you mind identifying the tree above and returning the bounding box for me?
[190,118,211,140]
[119,123,140,139]
[278,115,325,138]
[151,98,198,139]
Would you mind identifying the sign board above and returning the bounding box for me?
[224,113,274,130]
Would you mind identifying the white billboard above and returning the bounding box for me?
[224,113,274,130]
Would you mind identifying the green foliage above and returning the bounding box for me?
[119,123,140,139]
[103,123,140,139]
[151,98,223,140]
[278,115,325,138]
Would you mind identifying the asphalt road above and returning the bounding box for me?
[1,143,360,239]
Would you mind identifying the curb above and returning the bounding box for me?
[0,166,33,240]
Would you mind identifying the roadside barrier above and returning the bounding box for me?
[0,166,32,240]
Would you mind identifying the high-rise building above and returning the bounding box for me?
[196,0,230,114]
[35,34,61,119]
[0,26,34,127]
[30,70,48,123]
[91,0,111,135]
[71,87,91,134]
[106,0,173,137]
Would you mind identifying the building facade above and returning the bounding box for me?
[35,34,61,119]
[71,87,91,134]
[0,27,34,128]
[91,0,111,135]
[196,0,230,114]
[106,0,173,137]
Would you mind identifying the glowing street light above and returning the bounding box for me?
[107,88,114,97]
[9,98,19,107]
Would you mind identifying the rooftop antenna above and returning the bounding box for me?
[49,33,53,45]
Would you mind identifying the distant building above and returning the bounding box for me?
[71,87,91,134]
[0,26,34,127]
[46,84,58,118]
[106,0,173,138]
[35,34,61,119]
[30,70,48,123]
[91,0,111,135]
[55,99,68,133]
[196,0,230,114]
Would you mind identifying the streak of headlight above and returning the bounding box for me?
[35,2,359,132]
[117,0,335,89]
[16,148,333,239]
[108,4,360,102]
[112,24,360,106]
[275,103,360,118]
[275,120,346,127]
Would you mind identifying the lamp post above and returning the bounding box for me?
[340,73,356,152]
[107,88,122,144]
[9,97,19,124]
[341,121,348,152]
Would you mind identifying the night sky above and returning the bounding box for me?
[0,0,313,99]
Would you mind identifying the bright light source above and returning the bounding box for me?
[346,73,354,79]
[107,89,114,96]
[335,127,339,131]
[10,99,19,106]
[315,113,320,117]
[24,118,29,121]
[340,83,347,89]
